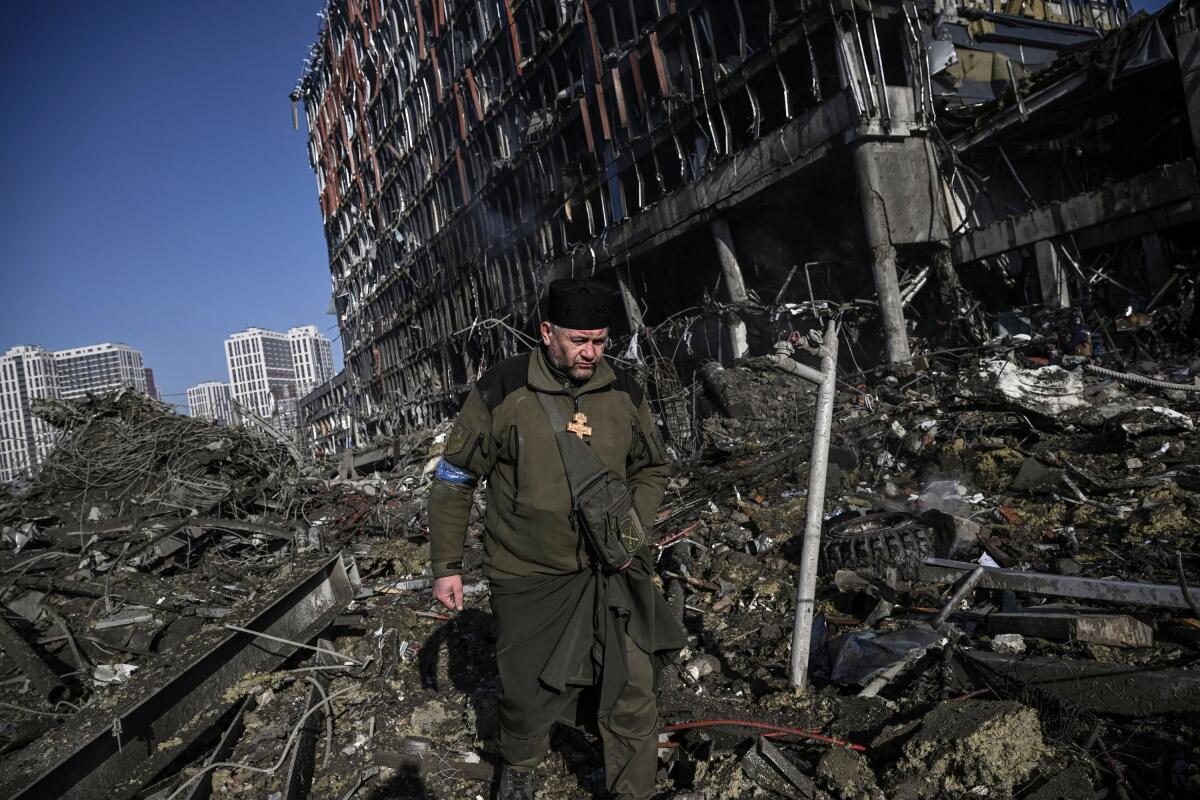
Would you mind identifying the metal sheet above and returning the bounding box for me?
[6,553,354,800]
[921,558,1200,610]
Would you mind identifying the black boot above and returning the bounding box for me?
[496,764,535,800]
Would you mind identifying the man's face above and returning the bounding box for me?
[540,321,608,382]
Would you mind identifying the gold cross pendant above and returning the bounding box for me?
[566,411,592,439]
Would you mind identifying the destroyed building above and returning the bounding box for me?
[299,367,356,456]
[293,0,1195,446]
[3,1,1200,799]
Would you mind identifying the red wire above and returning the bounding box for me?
[656,521,701,549]
[659,719,865,751]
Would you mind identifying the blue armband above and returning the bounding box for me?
[434,459,476,486]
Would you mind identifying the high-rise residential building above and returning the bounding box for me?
[1,341,159,482]
[186,382,235,426]
[0,346,62,483]
[225,328,299,430]
[54,343,147,400]
[224,326,333,433]
[288,325,335,397]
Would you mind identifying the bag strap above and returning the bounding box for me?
[536,391,608,496]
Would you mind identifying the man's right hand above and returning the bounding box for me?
[432,575,464,611]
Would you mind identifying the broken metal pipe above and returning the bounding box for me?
[857,644,930,699]
[1085,363,1200,393]
[766,342,825,385]
[932,565,987,629]
[789,318,839,690]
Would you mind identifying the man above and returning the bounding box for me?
[428,278,685,800]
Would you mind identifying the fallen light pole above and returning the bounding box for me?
[788,318,839,690]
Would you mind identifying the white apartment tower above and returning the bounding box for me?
[0,346,62,483]
[54,343,147,400]
[225,326,335,433]
[225,328,299,430]
[288,326,335,396]
[187,382,235,426]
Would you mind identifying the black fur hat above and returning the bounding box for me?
[547,278,615,330]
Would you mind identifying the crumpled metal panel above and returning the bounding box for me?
[4,553,355,800]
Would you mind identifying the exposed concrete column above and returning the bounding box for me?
[615,266,645,333]
[710,218,750,360]
[1175,6,1200,155]
[851,141,912,364]
[1034,240,1070,309]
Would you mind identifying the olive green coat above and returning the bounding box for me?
[428,347,670,579]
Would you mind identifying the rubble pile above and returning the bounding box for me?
[0,391,452,798]
[5,332,1199,799]
[20,389,305,519]
[652,339,1200,799]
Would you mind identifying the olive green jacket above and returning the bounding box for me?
[428,347,670,579]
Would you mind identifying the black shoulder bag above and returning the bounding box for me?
[536,392,646,572]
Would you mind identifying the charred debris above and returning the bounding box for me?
[8,342,1200,799]
[3,0,1200,798]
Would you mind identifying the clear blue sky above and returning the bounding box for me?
[0,0,1173,409]
[0,1,335,409]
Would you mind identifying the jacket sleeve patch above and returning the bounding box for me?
[444,422,470,456]
[434,459,477,487]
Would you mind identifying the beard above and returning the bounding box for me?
[547,346,596,382]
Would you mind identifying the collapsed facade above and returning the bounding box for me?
[299,367,356,455]
[296,0,1197,444]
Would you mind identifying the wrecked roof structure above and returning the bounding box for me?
[3,1,1200,798]
[291,0,1197,447]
